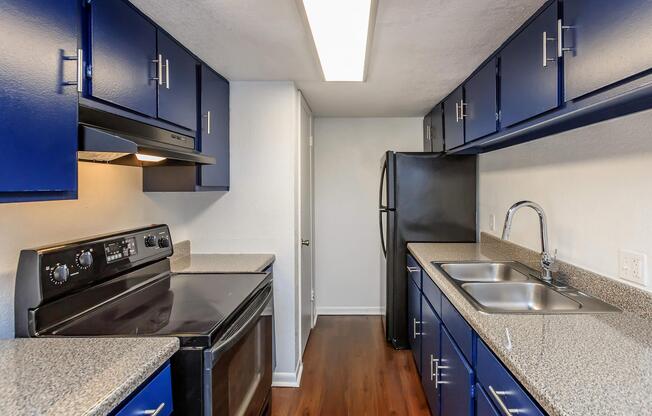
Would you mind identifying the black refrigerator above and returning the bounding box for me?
[379,151,477,349]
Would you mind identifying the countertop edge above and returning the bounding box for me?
[86,338,179,416]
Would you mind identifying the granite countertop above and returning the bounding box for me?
[170,240,275,273]
[408,241,652,416]
[0,337,179,416]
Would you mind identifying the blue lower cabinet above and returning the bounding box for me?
[408,278,422,372]
[440,328,474,416]
[420,297,442,415]
[114,362,173,416]
[441,296,474,363]
[476,339,544,416]
[0,0,79,202]
[476,383,501,416]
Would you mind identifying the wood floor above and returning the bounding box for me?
[271,316,430,416]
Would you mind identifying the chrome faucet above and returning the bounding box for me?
[501,201,556,282]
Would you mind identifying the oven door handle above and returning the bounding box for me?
[206,285,273,364]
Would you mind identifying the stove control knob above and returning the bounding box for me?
[78,251,94,268]
[52,264,70,283]
[144,235,157,247]
[158,236,170,248]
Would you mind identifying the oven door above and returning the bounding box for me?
[204,284,273,416]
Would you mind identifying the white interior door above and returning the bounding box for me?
[299,94,314,355]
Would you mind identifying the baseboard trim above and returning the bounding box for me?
[272,360,303,388]
[316,306,383,315]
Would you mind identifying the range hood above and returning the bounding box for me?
[78,105,215,166]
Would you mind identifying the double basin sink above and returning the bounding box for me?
[432,261,620,314]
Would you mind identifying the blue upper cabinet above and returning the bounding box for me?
[89,0,157,117]
[463,58,497,142]
[500,2,559,127]
[198,65,230,189]
[440,328,474,416]
[562,0,652,101]
[443,87,464,150]
[157,31,198,130]
[0,0,79,202]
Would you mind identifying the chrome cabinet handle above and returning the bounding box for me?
[76,49,83,93]
[455,102,460,122]
[406,266,420,273]
[144,402,165,416]
[151,54,163,85]
[542,32,556,67]
[165,59,170,89]
[430,355,438,382]
[557,19,575,57]
[301,239,310,246]
[459,100,467,119]
[62,49,83,93]
[203,110,212,134]
[488,386,521,416]
[413,318,422,338]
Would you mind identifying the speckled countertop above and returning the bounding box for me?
[0,337,179,416]
[408,242,652,416]
[170,240,275,273]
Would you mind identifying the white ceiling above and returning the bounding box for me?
[130,0,546,116]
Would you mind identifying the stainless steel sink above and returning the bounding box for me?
[439,262,530,282]
[461,282,581,312]
[432,261,620,314]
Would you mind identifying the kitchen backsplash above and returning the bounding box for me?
[479,107,652,294]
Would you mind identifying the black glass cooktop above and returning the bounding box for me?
[46,272,270,347]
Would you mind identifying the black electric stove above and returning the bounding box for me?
[14,225,274,415]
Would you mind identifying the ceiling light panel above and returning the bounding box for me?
[302,0,372,81]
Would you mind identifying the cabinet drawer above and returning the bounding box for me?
[441,296,473,363]
[476,340,544,416]
[407,255,422,289]
[115,363,173,416]
[421,275,441,317]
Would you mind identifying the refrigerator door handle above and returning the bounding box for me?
[379,158,387,210]
[379,209,387,257]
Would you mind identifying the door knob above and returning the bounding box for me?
[301,239,310,246]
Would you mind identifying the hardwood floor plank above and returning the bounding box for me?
[272,316,431,416]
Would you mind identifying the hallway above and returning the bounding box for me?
[272,316,430,415]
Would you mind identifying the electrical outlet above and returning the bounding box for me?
[489,214,496,232]
[619,250,648,286]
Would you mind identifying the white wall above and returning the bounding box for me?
[181,82,303,380]
[479,108,652,292]
[313,118,422,314]
[0,163,193,338]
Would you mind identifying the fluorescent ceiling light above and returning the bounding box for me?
[302,0,373,81]
[135,153,166,163]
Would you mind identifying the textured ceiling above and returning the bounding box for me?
[130,0,546,116]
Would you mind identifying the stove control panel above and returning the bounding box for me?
[23,225,173,302]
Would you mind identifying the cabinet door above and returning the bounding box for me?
[423,112,432,152]
[563,0,652,101]
[199,66,230,189]
[157,31,198,130]
[408,278,422,372]
[464,59,497,141]
[431,104,444,152]
[90,0,157,117]
[443,87,464,150]
[500,3,558,127]
[420,298,441,416]
[440,328,474,416]
[0,0,78,199]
